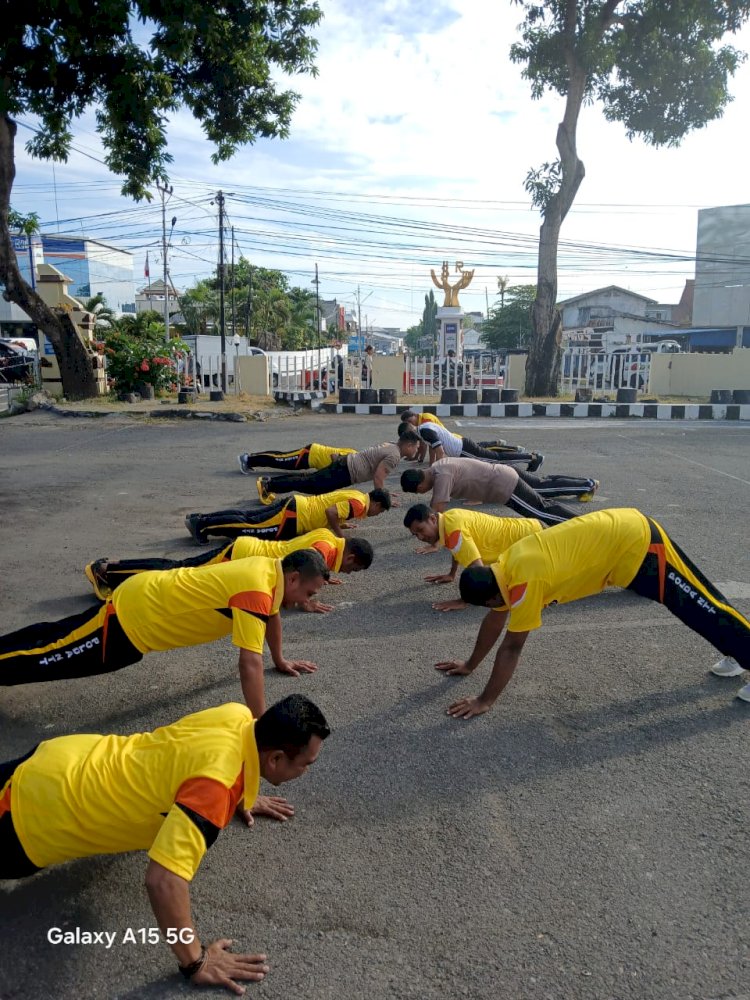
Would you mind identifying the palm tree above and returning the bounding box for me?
[83,294,117,331]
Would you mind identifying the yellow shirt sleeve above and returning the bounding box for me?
[443,527,481,568]
[228,588,274,652]
[505,580,545,632]
[148,804,208,882]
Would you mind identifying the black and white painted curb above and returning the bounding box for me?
[319,401,750,421]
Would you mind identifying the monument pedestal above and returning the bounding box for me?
[436,306,464,359]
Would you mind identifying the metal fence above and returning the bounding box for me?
[560,348,652,396]
[403,353,504,396]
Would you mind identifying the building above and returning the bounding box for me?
[135,277,181,316]
[39,236,135,316]
[559,284,692,350]
[693,204,750,328]
[2,234,136,337]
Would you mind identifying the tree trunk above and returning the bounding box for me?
[525,64,587,398]
[0,114,97,398]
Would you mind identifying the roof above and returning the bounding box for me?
[558,285,658,307]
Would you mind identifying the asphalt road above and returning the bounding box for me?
[1,409,748,1000]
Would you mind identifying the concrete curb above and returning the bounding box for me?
[34,403,248,422]
[319,401,750,421]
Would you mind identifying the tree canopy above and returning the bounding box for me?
[511,0,750,396]
[0,1,322,396]
[480,284,536,352]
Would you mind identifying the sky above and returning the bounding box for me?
[10,0,750,331]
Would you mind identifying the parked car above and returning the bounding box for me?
[642,340,683,354]
[0,340,35,384]
[610,348,651,389]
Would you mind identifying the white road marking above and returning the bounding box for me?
[453,419,750,432]
[654,448,750,487]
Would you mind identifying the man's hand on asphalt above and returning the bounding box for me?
[431,599,468,612]
[424,572,454,584]
[274,659,318,676]
[300,599,335,613]
[434,659,473,675]
[191,939,270,995]
[446,696,492,720]
[234,795,295,828]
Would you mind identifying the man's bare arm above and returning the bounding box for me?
[435,608,507,675]
[267,610,317,677]
[145,860,269,994]
[325,504,345,537]
[447,628,529,720]
[237,648,265,717]
[372,460,390,490]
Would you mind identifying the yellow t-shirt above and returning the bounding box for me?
[231,529,345,572]
[438,509,543,569]
[308,443,357,469]
[111,556,284,654]
[417,413,445,428]
[10,703,259,880]
[296,489,370,534]
[491,508,650,632]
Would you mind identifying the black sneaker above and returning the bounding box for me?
[185,513,207,545]
[238,453,253,475]
[84,558,111,600]
[527,452,544,473]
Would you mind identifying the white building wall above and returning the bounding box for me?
[693,205,750,327]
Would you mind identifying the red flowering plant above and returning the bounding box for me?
[102,329,188,394]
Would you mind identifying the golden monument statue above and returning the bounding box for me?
[430,260,475,308]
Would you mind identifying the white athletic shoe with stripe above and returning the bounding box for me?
[710,656,745,678]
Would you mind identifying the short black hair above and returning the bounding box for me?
[403,503,433,529]
[401,469,425,492]
[400,410,417,421]
[396,421,411,438]
[255,694,330,759]
[398,429,420,445]
[459,566,501,606]
[344,537,374,568]
[281,548,330,581]
[368,487,391,511]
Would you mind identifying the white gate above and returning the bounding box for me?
[560,348,651,396]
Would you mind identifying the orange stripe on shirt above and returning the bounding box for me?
[445,529,462,553]
[312,540,338,569]
[647,542,666,602]
[348,499,366,519]
[175,772,243,830]
[509,583,528,608]
[228,590,273,616]
[0,782,11,820]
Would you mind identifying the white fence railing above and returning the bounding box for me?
[404,353,504,395]
[561,348,652,396]
[186,349,506,397]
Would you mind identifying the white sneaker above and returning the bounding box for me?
[710,656,745,678]
[737,681,750,703]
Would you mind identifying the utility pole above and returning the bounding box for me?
[245,265,253,339]
[157,183,174,342]
[216,190,227,394]
[313,262,321,388]
[230,226,236,344]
